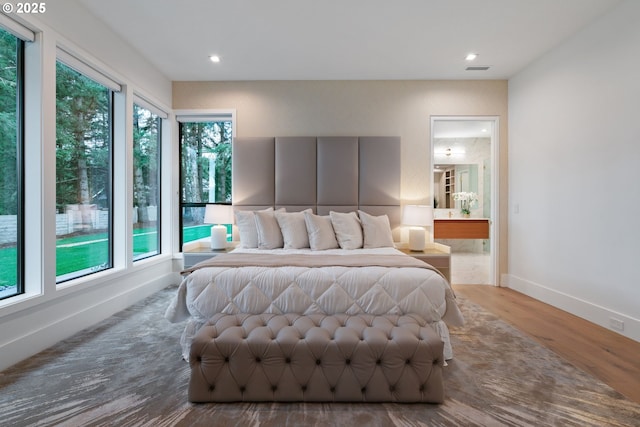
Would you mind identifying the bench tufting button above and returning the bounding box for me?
[433,359,439,365]
[389,386,395,392]
[361,387,366,393]
[256,357,261,363]
[330,387,335,392]
[196,356,202,362]
[285,357,291,364]
[301,385,307,392]
[240,386,246,393]
[345,359,351,365]
[419,385,425,391]
[406,359,411,364]
[209,385,215,391]
[376,359,381,365]
[316,359,321,365]
[224,357,229,362]
[272,385,277,391]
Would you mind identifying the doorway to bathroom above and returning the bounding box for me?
[430,117,499,285]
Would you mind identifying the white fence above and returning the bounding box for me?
[0,205,157,244]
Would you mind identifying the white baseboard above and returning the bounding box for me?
[504,274,640,343]
[0,272,180,372]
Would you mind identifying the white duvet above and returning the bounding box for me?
[165,247,463,360]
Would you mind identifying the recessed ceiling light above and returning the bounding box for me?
[209,55,221,63]
[465,53,478,61]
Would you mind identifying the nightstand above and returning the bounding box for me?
[399,245,451,283]
[183,246,233,268]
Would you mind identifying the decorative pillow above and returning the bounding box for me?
[255,210,284,249]
[329,211,363,249]
[358,210,394,248]
[303,212,339,251]
[235,207,273,248]
[276,209,312,249]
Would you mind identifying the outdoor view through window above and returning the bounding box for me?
[55,61,112,283]
[179,120,232,247]
[133,104,161,261]
[0,29,22,299]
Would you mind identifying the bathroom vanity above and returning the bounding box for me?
[433,218,490,239]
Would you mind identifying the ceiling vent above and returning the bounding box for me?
[466,66,490,71]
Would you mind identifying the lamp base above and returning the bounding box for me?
[210,225,227,250]
[408,227,426,251]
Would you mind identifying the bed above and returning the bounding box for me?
[166,136,464,366]
[166,245,463,361]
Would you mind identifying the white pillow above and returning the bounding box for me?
[358,210,394,248]
[276,209,312,249]
[235,207,273,248]
[303,212,339,250]
[255,210,284,249]
[329,211,363,249]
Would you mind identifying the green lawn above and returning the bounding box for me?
[0,224,219,293]
[0,246,17,288]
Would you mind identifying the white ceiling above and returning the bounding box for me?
[78,0,622,82]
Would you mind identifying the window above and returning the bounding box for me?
[55,60,113,282]
[178,115,233,247]
[133,103,161,261]
[0,28,24,300]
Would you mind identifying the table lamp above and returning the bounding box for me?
[402,205,433,251]
[203,204,233,250]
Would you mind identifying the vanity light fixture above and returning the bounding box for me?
[434,147,466,157]
[209,55,221,63]
[465,53,478,61]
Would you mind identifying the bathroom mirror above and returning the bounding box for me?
[434,164,478,209]
[432,122,491,217]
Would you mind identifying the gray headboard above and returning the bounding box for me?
[232,136,401,240]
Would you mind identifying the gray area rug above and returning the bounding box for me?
[1,285,639,427]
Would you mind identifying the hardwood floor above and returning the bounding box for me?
[454,285,640,405]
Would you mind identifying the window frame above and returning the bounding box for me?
[0,30,25,301]
[15,36,25,297]
[176,109,235,250]
[132,101,163,262]
[54,59,116,284]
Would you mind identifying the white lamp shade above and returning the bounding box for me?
[204,204,234,225]
[402,205,433,227]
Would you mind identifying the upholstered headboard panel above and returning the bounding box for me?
[232,136,401,239]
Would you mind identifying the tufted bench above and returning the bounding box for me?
[188,313,445,403]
